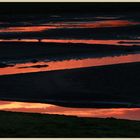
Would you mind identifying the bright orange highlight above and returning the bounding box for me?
[0,101,140,120]
[0,53,140,75]
[0,20,139,33]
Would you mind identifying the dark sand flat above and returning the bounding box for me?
[0,111,140,137]
[0,62,140,108]
[0,42,138,61]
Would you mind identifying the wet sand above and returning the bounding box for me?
[0,62,139,108]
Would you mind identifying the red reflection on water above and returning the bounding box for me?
[42,39,140,46]
[0,39,140,46]
[0,20,139,33]
[51,20,140,28]
[0,53,140,75]
[0,100,140,120]
[0,26,56,33]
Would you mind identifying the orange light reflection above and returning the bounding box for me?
[50,20,140,28]
[0,100,140,120]
[0,26,56,33]
[0,39,140,46]
[0,20,139,33]
[0,53,140,75]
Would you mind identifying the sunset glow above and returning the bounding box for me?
[0,100,140,120]
[0,26,56,33]
[0,12,140,124]
[0,53,140,75]
[0,20,139,33]
[50,20,140,28]
[0,39,140,46]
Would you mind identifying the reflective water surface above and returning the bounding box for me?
[0,100,140,120]
[0,15,140,120]
[0,53,140,75]
[0,39,140,46]
[0,20,139,33]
